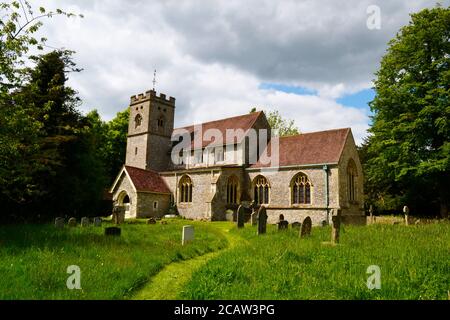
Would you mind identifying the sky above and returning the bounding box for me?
[35,0,448,144]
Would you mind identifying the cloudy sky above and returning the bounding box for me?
[36,0,447,144]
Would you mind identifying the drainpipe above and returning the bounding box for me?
[323,165,329,224]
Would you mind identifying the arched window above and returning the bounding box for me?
[135,114,142,128]
[227,175,239,204]
[179,175,193,203]
[253,175,270,205]
[157,116,165,129]
[347,159,357,202]
[291,173,311,204]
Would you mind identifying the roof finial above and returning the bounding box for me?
[152,69,157,91]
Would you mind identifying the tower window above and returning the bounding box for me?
[135,147,138,155]
[135,114,142,128]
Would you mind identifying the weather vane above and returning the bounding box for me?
[152,69,157,91]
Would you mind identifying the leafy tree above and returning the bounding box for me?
[0,1,81,213]
[366,6,449,217]
[250,108,300,136]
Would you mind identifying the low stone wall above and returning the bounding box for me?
[266,208,328,226]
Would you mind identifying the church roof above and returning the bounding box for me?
[173,111,264,149]
[250,128,351,168]
[124,166,171,193]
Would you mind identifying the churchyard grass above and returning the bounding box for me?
[0,219,227,299]
[181,222,450,300]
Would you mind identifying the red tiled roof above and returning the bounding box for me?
[125,166,171,193]
[250,128,350,168]
[173,111,264,149]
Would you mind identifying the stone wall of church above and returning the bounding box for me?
[136,192,171,218]
[337,132,366,224]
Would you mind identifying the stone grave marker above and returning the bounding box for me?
[81,217,89,227]
[300,216,312,238]
[250,210,258,226]
[278,220,289,231]
[68,217,77,227]
[292,222,301,230]
[257,206,268,235]
[113,206,125,225]
[331,210,342,244]
[403,205,410,225]
[237,205,245,229]
[147,217,156,224]
[55,217,64,228]
[105,227,121,236]
[369,205,374,224]
[93,217,102,227]
[182,225,194,245]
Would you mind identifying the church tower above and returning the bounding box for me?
[125,90,175,171]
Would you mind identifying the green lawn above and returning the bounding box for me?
[180,222,450,300]
[0,219,227,299]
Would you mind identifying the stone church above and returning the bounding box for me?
[110,89,365,225]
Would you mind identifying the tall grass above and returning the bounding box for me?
[0,219,227,299]
[181,223,450,300]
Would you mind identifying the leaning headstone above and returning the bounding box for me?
[182,225,194,245]
[403,205,410,226]
[105,227,121,236]
[292,222,301,230]
[147,217,156,224]
[331,210,342,244]
[81,217,89,227]
[93,217,102,227]
[257,206,268,235]
[300,216,312,238]
[237,205,245,229]
[278,220,289,231]
[250,210,258,226]
[68,217,77,227]
[55,217,64,228]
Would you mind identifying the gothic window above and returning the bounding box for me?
[227,175,239,204]
[347,159,357,202]
[157,117,164,128]
[253,175,270,205]
[179,175,193,203]
[291,173,312,204]
[134,114,142,128]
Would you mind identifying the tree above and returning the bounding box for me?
[366,6,449,217]
[250,108,300,136]
[0,2,81,216]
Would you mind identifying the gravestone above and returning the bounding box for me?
[321,220,327,227]
[147,217,156,224]
[55,217,64,228]
[113,206,125,225]
[93,217,102,227]
[300,216,312,238]
[68,217,77,227]
[81,217,89,227]
[225,210,234,222]
[292,222,301,230]
[257,206,268,235]
[278,220,289,231]
[250,210,258,226]
[331,210,342,244]
[415,219,421,225]
[279,214,285,221]
[182,225,194,245]
[105,227,121,236]
[369,205,374,224]
[236,205,245,229]
[403,205,410,226]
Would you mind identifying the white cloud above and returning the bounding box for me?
[33,0,446,145]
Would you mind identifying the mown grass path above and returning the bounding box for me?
[132,222,242,300]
